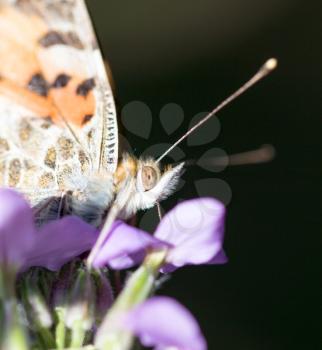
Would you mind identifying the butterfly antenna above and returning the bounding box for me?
[185,144,275,167]
[156,58,277,163]
[225,144,276,166]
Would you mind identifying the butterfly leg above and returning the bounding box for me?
[56,191,70,219]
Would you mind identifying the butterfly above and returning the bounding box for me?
[0,0,276,265]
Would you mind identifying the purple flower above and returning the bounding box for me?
[0,189,97,272]
[155,198,227,272]
[0,189,36,268]
[93,198,227,271]
[92,221,169,269]
[124,296,207,350]
[23,216,97,271]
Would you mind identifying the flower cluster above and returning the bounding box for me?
[0,188,227,350]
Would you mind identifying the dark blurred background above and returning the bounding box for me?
[87,1,321,349]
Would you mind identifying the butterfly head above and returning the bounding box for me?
[137,157,184,196]
[114,154,184,218]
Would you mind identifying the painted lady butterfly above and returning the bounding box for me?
[0,0,276,264]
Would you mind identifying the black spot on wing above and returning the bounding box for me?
[27,73,49,97]
[39,31,66,47]
[82,114,93,125]
[39,30,84,49]
[65,32,84,49]
[76,78,95,97]
[52,74,71,88]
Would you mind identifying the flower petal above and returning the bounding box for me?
[154,198,226,271]
[92,221,168,269]
[23,216,97,271]
[0,189,36,267]
[125,296,207,350]
[206,249,228,264]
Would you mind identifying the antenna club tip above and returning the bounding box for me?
[260,144,276,160]
[264,58,278,71]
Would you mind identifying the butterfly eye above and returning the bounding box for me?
[142,166,158,191]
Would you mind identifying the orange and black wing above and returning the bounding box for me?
[0,0,118,204]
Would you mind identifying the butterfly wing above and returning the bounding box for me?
[0,0,118,208]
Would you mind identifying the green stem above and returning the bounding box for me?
[37,327,55,349]
[70,320,86,348]
[1,300,29,350]
[55,307,66,349]
[115,250,167,309]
